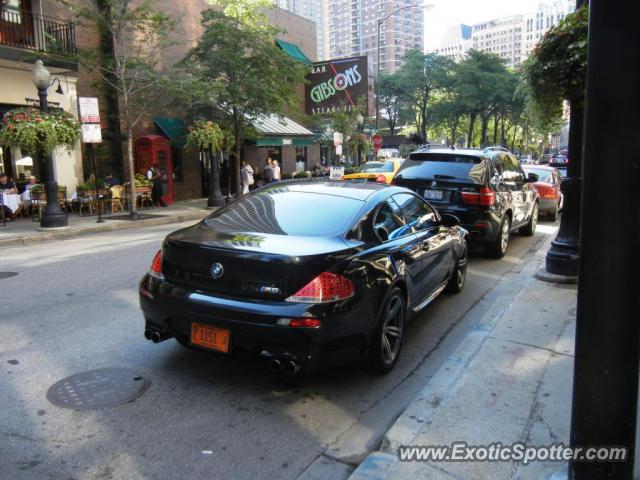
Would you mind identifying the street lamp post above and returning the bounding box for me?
[356,113,364,166]
[207,147,226,207]
[32,60,68,229]
[376,4,432,131]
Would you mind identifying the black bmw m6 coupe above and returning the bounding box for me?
[139,181,469,374]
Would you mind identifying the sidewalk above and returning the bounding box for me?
[0,199,211,247]
[349,236,578,480]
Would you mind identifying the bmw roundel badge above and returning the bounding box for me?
[210,263,224,279]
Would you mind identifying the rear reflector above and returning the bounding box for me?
[461,187,495,206]
[276,318,322,328]
[375,175,387,183]
[286,272,355,303]
[149,250,164,280]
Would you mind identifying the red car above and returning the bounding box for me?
[523,165,563,221]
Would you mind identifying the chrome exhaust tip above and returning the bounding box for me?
[284,360,301,375]
[268,359,284,372]
[151,331,162,343]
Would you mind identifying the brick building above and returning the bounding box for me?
[0,0,319,200]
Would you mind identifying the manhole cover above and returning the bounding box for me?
[0,272,18,279]
[46,368,149,410]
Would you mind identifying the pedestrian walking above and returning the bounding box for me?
[272,160,281,181]
[241,160,254,194]
[262,158,274,185]
[146,162,167,207]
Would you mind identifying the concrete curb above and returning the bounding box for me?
[347,236,555,480]
[0,211,208,248]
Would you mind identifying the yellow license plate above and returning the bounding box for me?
[190,323,230,353]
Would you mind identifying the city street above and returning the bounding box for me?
[0,218,557,480]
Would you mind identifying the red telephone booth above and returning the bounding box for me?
[135,135,174,205]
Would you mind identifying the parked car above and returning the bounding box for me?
[392,147,539,258]
[549,154,569,168]
[538,154,552,165]
[140,181,469,374]
[376,148,401,160]
[523,165,563,221]
[342,159,404,184]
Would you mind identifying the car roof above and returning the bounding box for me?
[411,147,493,159]
[523,165,556,171]
[270,179,396,201]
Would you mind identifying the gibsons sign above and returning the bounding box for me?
[305,56,369,116]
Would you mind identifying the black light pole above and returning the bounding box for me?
[356,113,364,166]
[32,60,68,229]
[544,0,586,277]
[207,146,225,207]
[569,0,640,477]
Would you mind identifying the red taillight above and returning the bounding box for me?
[535,185,557,198]
[461,187,495,206]
[286,272,354,303]
[149,250,163,279]
[375,174,387,183]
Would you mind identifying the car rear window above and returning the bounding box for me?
[358,162,394,173]
[398,153,488,181]
[204,189,364,237]
[524,168,553,183]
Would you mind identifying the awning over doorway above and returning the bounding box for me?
[250,114,315,148]
[153,117,186,148]
[275,39,312,64]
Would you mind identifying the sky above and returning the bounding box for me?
[423,0,542,51]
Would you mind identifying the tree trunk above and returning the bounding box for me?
[126,127,137,216]
[493,113,499,145]
[451,115,460,147]
[511,124,518,151]
[480,115,489,147]
[232,111,242,197]
[500,114,506,145]
[467,113,477,147]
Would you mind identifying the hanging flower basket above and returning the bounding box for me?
[348,132,372,155]
[186,120,235,152]
[0,107,80,154]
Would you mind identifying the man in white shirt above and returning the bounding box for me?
[146,163,167,207]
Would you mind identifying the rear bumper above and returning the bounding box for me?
[139,274,374,371]
[538,198,558,214]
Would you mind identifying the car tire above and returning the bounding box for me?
[520,203,538,236]
[548,205,558,222]
[446,241,468,294]
[366,287,406,374]
[484,215,511,259]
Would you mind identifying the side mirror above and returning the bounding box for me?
[527,172,539,183]
[440,213,460,228]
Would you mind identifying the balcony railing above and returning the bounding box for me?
[0,10,76,56]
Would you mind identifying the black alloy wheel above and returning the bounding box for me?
[485,215,511,259]
[520,202,538,236]
[446,242,468,294]
[367,288,406,374]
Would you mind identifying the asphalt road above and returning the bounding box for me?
[0,219,558,480]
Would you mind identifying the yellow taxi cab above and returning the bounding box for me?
[342,158,404,184]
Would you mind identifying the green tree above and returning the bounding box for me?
[183,0,307,195]
[377,73,405,136]
[63,0,178,216]
[395,50,455,142]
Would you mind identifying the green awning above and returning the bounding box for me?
[154,117,186,148]
[256,137,314,147]
[276,39,312,64]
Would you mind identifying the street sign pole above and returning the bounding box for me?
[90,144,104,223]
[78,97,104,224]
[569,0,640,477]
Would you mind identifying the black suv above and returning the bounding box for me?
[392,147,539,258]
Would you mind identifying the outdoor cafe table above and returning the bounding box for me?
[1,193,22,213]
